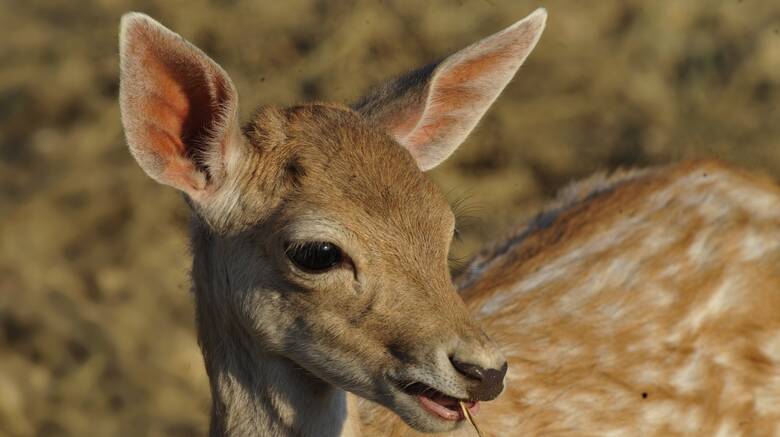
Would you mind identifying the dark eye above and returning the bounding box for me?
[285,241,344,273]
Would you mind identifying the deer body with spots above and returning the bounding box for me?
[118,8,780,437]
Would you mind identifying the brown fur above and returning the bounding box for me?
[359,160,780,436]
[466,160,780,436]
[119,9,780,437]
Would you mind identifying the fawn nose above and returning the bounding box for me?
[450,357,508,401]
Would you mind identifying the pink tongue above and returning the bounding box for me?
[418,395,460,420]
[417,395,481,421]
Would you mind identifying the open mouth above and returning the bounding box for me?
[399,381,479,421]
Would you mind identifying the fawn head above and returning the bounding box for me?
[119,9,545,433]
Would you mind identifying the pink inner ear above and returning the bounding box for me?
[121,16,236,195]
[404,114,458,151]
[358,9,546,171]
[386,106,425,141]
[403,50,512,154]
[435,49,512,90]
[135,36,216,167]
[139,54,190,154]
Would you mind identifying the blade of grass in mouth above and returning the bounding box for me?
[459,401,485,437]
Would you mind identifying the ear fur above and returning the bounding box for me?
[119,12,240,200]
[355,8,547,170]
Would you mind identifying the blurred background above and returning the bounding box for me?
[1,0,778,435]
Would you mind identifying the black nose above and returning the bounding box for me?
[450,358,508,401]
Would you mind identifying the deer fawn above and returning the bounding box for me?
[119,7,780,437]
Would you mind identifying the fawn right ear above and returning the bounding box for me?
[354,8,546,171]
[119,12,240,202]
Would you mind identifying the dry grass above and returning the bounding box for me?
[460,401,484,437]
[0,0,778,435]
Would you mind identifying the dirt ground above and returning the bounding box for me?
[1,0,778,435]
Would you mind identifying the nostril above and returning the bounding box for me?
[451,359,509,401]
[449,357,486,381]
[483,361,509,387]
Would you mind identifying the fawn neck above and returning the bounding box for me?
[203,344,355,437]
[191,223,360,437]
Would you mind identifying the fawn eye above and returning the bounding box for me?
[285,241,344,273]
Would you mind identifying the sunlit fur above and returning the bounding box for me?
[119,8,549,435]
[359,160,780,436]
[119,8,780,437]
[190,104,505,435]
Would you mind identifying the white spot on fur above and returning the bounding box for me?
[642,226,680,252]
[686,230,713,268]
[660,262,682,279]
[633,365,662,385]
[740,230,766,261]
[719,371,752,409]
[694,193,725,222]
[479,292,511,316]
[714,419,740,437]
[755,379,780,416]
[671,352,705,394]
[642,401,706,434]
[648,183,677,211]
[681,274,737,332]
[642,400,678,426]
[760,330,780,363]
[652,285,676,307]
[727,184,780,220]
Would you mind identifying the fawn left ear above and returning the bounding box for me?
[354,8,547,171]
[119,12,240,202]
